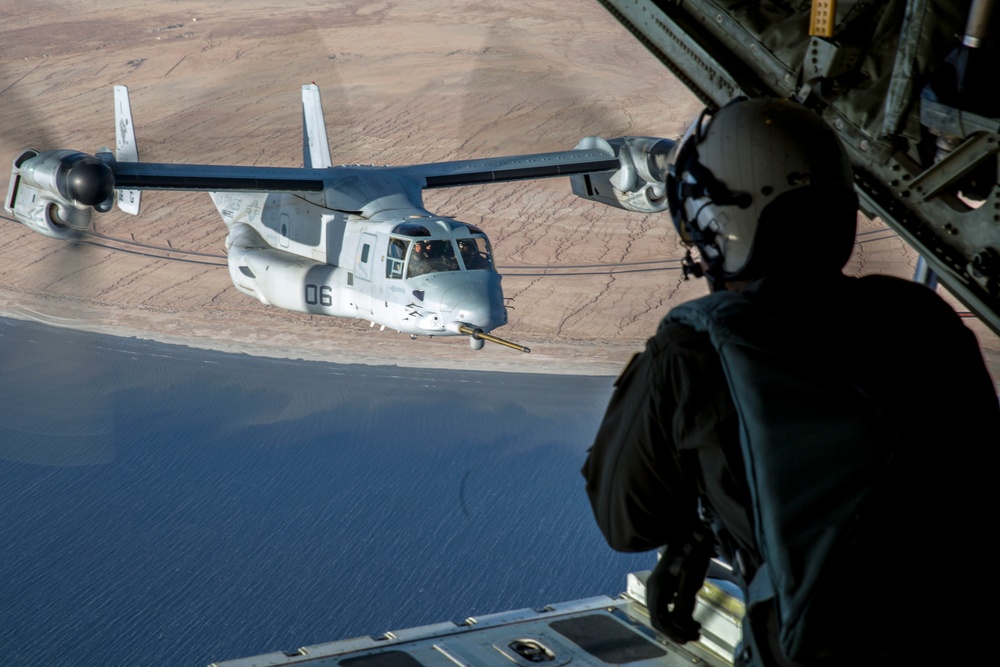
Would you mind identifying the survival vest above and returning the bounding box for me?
[665,289,900,665]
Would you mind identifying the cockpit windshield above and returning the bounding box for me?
[457,237,494,271]
[407,239,460,278]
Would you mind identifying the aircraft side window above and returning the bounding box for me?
[387,238,410,279]
[457,237,494,270]
[361,244,371,264]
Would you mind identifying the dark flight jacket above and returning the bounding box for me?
[583,273,1000,664]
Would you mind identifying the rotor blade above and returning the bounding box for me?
[1,62,115,466]
[0,61,57,154]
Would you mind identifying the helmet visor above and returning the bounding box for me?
[666,108,713,244]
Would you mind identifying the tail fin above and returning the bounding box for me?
[114,85,141,215]
[301,84,332,168]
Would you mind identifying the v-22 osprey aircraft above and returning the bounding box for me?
[5,85,675,351]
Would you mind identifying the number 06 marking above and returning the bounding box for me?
[305,284,333,306]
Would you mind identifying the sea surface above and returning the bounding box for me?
[0,318,652,667]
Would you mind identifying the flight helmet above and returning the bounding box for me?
[666,98,858,288]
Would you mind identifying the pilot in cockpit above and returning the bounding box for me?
[459,239,492,270]
[409,240,459,277]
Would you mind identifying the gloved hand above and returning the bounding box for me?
[646,531,713,644]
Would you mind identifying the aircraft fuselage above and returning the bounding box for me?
[214,190,507,338]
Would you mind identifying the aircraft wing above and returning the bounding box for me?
[109,146,620,194]
[110,161,327,192]
[394,147,621,188]
[6,140,631,240]
[596,0,1000,335]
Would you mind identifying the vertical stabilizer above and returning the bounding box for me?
[114,85,141,215]
[302,84,333,168]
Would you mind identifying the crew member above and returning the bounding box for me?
[408,240,431,277]
[583,98,999,665]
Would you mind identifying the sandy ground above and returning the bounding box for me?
[2,0,998,382]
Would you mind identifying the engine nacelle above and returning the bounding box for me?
[5,149,116,240]
[570,136,675,214]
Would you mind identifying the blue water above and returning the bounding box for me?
[0,319,652,666]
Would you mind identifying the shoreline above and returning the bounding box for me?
[7,283,997,388]
[0,288,638,377]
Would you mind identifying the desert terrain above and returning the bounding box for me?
[1,0,998,381]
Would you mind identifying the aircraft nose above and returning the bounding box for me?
[440,282,506,331]
[452,300,505,330]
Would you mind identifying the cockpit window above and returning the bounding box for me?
[457,237,494,271]
[386,237,410,279]
[407,239,460,278]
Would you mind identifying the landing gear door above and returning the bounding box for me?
[354,232,376,315]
